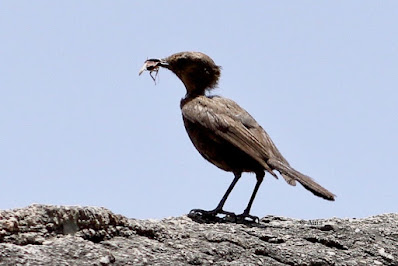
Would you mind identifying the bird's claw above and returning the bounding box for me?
[236,213,260,224]
[188,209,260,224]
[188,209,237,222]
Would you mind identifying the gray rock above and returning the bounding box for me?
[0,205,397,265]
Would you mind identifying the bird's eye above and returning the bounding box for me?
[177,57,188,64]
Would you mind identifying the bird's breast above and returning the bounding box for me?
[181,113,263,174]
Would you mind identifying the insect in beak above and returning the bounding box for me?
[139,59,169,83]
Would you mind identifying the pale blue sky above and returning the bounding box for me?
[1,1,397,220]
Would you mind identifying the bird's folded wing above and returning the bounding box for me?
[182,96,278,178]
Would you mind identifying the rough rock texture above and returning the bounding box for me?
[0,205,397,265]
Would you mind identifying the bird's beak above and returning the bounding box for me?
[138,58,169,75]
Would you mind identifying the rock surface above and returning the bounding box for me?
[0,205,397,265]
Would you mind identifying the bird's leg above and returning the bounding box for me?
[237,172,264,223]
[189,172,242,221]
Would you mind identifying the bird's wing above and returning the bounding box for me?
[181,96,279,178]
[182,96,335,200]
[214,97,297,185]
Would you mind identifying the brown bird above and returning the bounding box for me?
[139,51,335,223]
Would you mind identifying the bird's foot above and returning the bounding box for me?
[188,209,237,223]
[236,213,260,224]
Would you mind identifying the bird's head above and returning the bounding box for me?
[139,51,221,96]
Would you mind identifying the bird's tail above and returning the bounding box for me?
[267,159,335,201]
